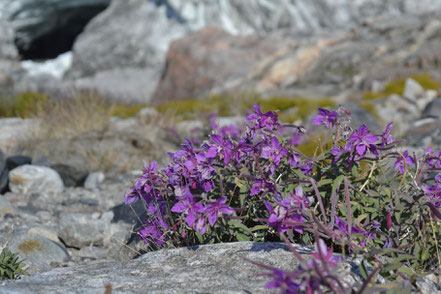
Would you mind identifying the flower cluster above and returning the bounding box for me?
[125,104,441,293]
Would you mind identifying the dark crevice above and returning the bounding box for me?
[16,5,107,60]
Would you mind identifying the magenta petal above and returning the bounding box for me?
[171,201,187,213]
[206,147,218,158]
[364,134,379,143]
[208,212,218,226]
[356,144,366,156]
[186,210,196,227]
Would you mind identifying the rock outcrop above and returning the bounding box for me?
[0,0,110,59]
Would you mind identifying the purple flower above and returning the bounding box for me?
[195,216,207,234]
[124,188,139,205]
[307,239,340,273]
[247,104,280,131]
[329,146,347,162]
[261,137,288,175]
[422,183,441,208]
[334,217,374,247]
[381,122,395,147]
[265,186,308,233]
[171,189,203,227]
[264,269,300,293]
[348,124,379,157]
[139,217,168,246]
[200,197,235,226]
[312,108,340,128]
[393,151,415,174]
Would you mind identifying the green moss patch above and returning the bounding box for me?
[18,239,44,254]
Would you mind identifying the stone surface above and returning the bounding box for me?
[84,172,105,190]
[422,98,441,119]
[0,241,438,293]
[58,212,113,248]
[152,28,289,102]
[0,118,37,155]
[403,78,425,102]
[9,165,64,195]
[2,0,110,59]
[0,150,7,193]
[50,164,88,187]
[7,229,70,275]
[0,197,15,217]
[6,155,32,171]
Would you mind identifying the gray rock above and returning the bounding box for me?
[137,107,159,123]
[422,97,441,119]
[0,20,18,60]
[0,197,15,217]
[6,155,32,171]
[50,164,88,187]
[58,212,113,248]
[2,0,110,59]
[84,172,105,190]
[7,229,70,275]
[9,165,64,195]
[0,150,8,193]
[0,118,37,155]
[403,78,424,102]
[0,242,438,293]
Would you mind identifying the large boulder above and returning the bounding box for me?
[152,28,291,102]
[8,164,64,194]
[0,242,438,293]
[1,0,110,59]
[64,0,186,103]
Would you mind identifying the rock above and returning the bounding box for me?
[137,107,159,123]
[403,78,425,102]
[64,0,186,103]
[6,155,32,171]
[373,94,420,135]
[422,98,441,119]
[50,164,88,187]
[0,20,19,60]
[152,28,288,102]
[74,68,161,103]
[84,172,105,190]
[0,242,438,293]
[0,197,15,217]
[0,118,37,155]
[7,229,70,275]
[58,212,113,248]
[3,0,110,60]
[9,165,64,195]
[0,150,8,193]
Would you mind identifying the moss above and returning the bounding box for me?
[362,73,441,102]
[13,92,49,118]
[296,134,331,157]
[384,73,440,96]
[156,94,336,122]
[0,92,49,118]
[0,95,15,117]
[362,91,386,101]
[18,239,44,254]
[110,104,148,118]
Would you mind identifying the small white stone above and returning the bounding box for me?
[9,165,64,194]
[84,172,105,190]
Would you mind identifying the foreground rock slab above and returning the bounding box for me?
[0,242,314,294]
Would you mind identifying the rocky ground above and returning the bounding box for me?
[1,0,441,293]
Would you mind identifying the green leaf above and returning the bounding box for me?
[359,260,368,280]
[251,225,269,232]
[397,266,415,276]
[235,233,250,241]
[228,220,252,234]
